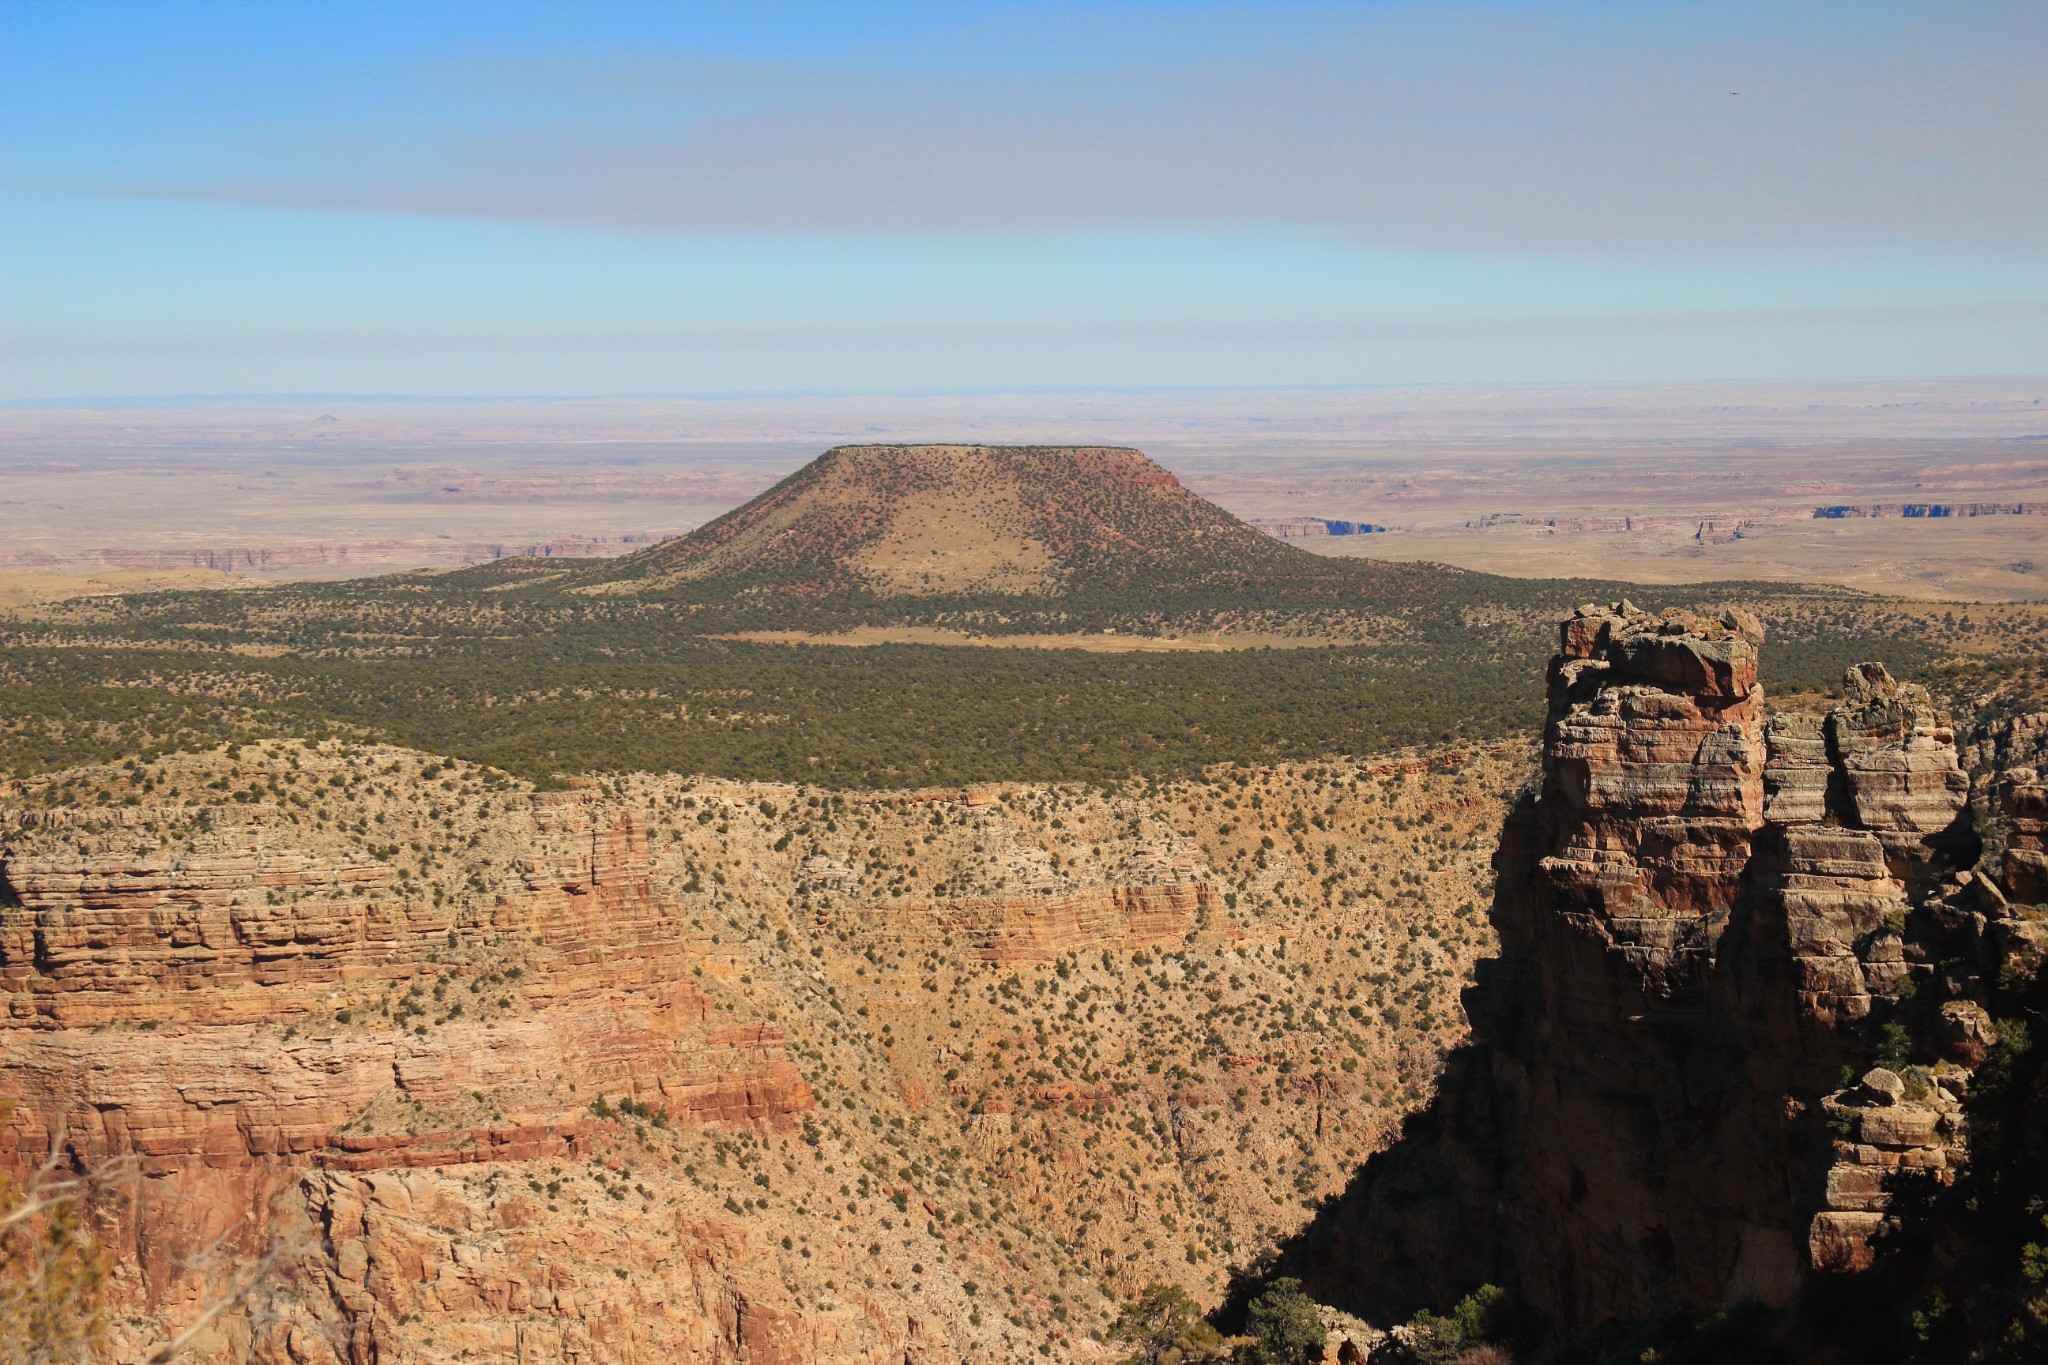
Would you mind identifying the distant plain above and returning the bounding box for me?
[4,376,2044,603]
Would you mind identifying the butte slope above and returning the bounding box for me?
[565,443,1466,635]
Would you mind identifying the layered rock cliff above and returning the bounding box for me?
[1295,604,2034,1344]
[1,788,819,1360]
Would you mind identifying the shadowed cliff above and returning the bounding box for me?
[1254,603,2039,1359]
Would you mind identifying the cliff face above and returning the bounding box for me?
[0,795,817,1360]
[1303,605,2019,1337]
[2,801,811,1122]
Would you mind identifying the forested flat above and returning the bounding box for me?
[0,590,1958,789]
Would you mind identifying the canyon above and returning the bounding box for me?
[4,600,2046,1359]
[4,410,2046,1359]
[1,741,1520,1361]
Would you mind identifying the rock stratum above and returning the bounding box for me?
[3,794,815,1361]
[1292,603,2047,1350]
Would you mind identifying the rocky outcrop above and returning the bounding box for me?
[1999,767,2048,904]
[1810,1063,1967,1274]
[1477,605,1800,1324]
[1294,604,2016,1339]
[272,1170,959,1365]
[1825,663,1975,894]
[1965,711,2048,776]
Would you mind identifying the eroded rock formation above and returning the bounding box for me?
[1298,603,2027,1340]
[1999,767,2048,904]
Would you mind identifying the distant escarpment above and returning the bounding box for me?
[0,534,675,576]
[1288,604,2046,1354]
[1813,501,2044,519]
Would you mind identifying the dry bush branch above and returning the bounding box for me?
[1,1115,113,1365]
[1,1104,314,1365]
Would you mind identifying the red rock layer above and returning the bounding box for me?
[0,799,813,1353]
[0,837,400,1026]
[289,1172,958,1365]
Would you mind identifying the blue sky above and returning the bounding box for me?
[4,0,2044,399]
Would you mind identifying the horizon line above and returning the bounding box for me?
[11,373,2048,411]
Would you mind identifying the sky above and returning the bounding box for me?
[3,0,2045,399]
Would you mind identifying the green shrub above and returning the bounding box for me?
[1235,1278,1323,1365]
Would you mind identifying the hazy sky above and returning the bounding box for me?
[5,1,2045,399]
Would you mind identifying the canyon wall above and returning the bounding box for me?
[0,795,821,1361]
[2,743,1520,1362]
[1297,604,2033,1340]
